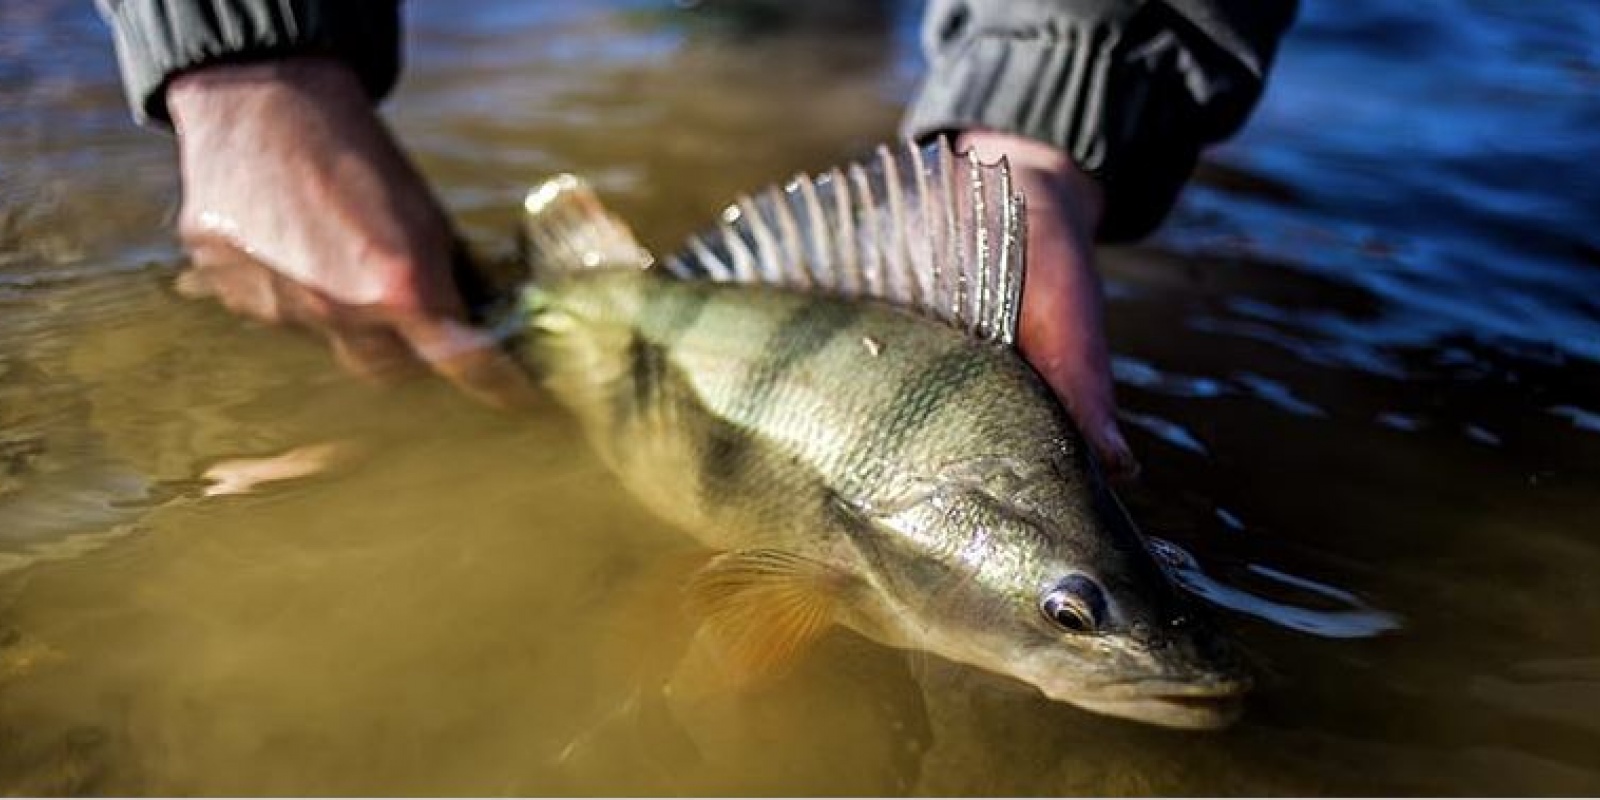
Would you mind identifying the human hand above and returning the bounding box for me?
[166,57,533,408]
[954,130,1137,479]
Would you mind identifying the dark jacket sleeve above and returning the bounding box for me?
[96,0,402,126]
[903,0,1297,241]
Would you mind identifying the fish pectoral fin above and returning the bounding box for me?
[684,549,848,685]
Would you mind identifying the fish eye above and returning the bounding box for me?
[1039,574,1107,634]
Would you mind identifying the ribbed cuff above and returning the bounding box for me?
[99,0,402,127]
[903,6,1259,241]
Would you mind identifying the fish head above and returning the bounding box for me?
[860,463,1250,730]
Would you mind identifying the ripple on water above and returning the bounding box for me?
[1148,538,1403,640]
[1463,424,1503,447]
[1119,411,1209,456]
[1375,411,1425,432]
[1549,404,1600,434]
[1112,355,1226,398]
[1232,372,1328,418]
[1214,506,1246,531]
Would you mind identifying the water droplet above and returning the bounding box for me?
[1376,412,1424,432]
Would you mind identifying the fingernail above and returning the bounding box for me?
[1100,424,1140,481]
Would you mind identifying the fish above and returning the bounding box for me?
[502,139,1250,729]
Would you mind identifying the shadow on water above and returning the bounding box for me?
[2,0,1599,794]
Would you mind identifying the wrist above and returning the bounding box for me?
[167,57,371,134]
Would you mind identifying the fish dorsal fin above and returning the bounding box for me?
[519,174,654,276]
[684,549,848,683]
[664,138,1027,346]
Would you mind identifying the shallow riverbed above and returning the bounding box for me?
[2,0,1599,794]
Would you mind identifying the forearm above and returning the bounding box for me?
[96,0,402,125]
[904,0,1298,241]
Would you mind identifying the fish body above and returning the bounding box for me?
[509,142,1249,728]
[525,271,1043,554]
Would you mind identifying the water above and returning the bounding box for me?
[3,0,1599,793]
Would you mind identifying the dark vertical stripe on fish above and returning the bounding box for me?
[616,281,712,429]
[615,332,669,426]
[725,300,860,427]
[841,346,987,492]
[637,280,712,347]
[696,300,858,504]
[699,422,749,495]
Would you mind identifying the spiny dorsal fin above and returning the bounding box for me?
[664,138,1027,347]
[519,174,653,276]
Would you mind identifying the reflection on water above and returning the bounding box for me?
[2,0,1599,794]
[1148,538,1401,639]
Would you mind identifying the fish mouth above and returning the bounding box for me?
[1048,677,1253,730]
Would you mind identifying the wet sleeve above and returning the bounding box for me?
[903,0,1298,241]
[96,0,402,126]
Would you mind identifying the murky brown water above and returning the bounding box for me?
[3,0,1600,794]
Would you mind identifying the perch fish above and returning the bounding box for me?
[507,140,1249,729]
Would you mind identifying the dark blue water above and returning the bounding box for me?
[1,0,1598,793]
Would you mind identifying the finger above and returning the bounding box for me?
[190,246,367,342]
[1031,336,1137,482]
[391,316,538,410]
[191,261,288,321]
[202,440,363,497]
[1020,246,1138,482]
[174,266,216,299]
[182,240,303,324]
[326,326,419,384]
[1022,303,1137,481]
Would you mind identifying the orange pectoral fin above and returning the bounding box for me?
[683,549,850,686]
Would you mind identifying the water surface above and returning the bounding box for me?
[2,0,1599,794]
